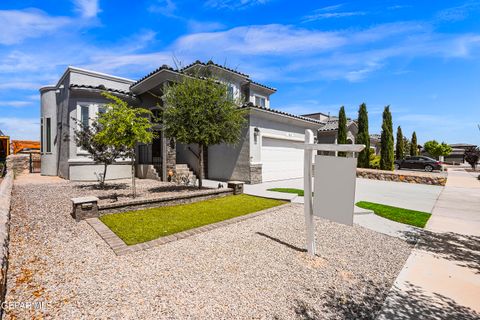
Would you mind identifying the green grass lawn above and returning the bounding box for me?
[268,188,305,196]
[100,194,286,245]
[356,201,431,228]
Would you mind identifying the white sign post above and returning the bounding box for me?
[303,130,315,256]
[302,129,365,256]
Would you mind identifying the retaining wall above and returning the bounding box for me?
[356,168,447,186]
[6,154,29,176]
[98,188,234,214]
[0,171,14,315]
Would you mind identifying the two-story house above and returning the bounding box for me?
[40,60,330,184]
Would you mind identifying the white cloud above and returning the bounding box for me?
[0,9,71,45]
[73,0,101,18]
[0,101,34,107]
[205,0,270,9]
[0,117,39,140]
[303,11,366,22]
[174,24,346,55]
[148,0,177,17]
[187,20,225,33]
[436,2,480,22]
[0,81,43,90]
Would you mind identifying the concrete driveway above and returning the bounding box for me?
[243,177,443,213]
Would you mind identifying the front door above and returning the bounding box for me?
[152,136,162,163]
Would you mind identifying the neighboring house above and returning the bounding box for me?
[370,134,381,155]
[302,113,358,157]
[0,130,9,162]
[444,143,477,164]
[40,61,339,184]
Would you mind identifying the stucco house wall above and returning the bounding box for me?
[41,67,134,181]
[207,109,321,183]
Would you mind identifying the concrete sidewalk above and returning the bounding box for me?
[378,168,480,319]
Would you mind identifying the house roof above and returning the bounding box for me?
[248,79,276,93]
[449,143,476,148]
[370,134,381,139]
[70,84,134,96]
[242,103,325,124]
[318,119,357,132]
[301,112,330,118]
[181,60,250,78]
[130,60,276,93]
[130,64,177,89]
[0,129,5,136]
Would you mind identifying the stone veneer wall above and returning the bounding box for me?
[6,154,30,176]
[166,139,176,176]
[0,171,14,315]
[249,164,262,184]
[356,168,447,186]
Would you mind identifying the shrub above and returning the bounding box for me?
[369,155,381,169]
[465,147,480,170]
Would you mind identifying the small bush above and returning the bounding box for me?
[369,155,381,169]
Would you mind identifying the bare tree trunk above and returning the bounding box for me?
[100,163,108,188]
[198,143,203,189]
[131,153,136,198]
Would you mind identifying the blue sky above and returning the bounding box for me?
[0,0,479,145]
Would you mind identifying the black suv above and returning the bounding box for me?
[394,156,443,172]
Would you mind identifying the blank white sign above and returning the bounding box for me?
[313,155,357,226]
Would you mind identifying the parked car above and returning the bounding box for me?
[394,156,443,172]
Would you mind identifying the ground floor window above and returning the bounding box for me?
[46,117,51,153]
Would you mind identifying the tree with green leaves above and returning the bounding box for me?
[337,106,347,157]
[410,132,418,156]
[95,92,155,197]
[465,147,480,170]
[356,103,370,168]
[396,126,404,160]
[423,140,452,160]
[73,116,128,188]
[380,106,394,170]
[163,75,247,188]
[403,137,410,157]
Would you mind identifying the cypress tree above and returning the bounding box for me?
[337,106,347,157]
[410,132,418,156]
[356,103,370,168]
[396,126,404,160]
[380,106,394,170]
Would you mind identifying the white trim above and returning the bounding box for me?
[68,159,132,164]
[249,108,323,127]
[55,66,134,89]
[253,94,267,108]
[262,132,304,142]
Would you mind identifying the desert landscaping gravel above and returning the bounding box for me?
[4,180,412,319]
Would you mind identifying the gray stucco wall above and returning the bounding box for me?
[208,123,251,182]
[40,88,58,176]
[41,67,136,181]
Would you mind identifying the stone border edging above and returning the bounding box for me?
[356,168,447,186]
[87,203,292,256]
[98,188,234,214]
[0,171,14,317]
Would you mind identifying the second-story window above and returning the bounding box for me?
[81,105,89,128]
[255,95,266,108]
[227,85,234,101]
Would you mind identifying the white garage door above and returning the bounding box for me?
[261,137,304,182]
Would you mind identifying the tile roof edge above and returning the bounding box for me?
[242,103,325,124]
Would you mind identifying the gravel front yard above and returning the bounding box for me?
[4,181,412,319]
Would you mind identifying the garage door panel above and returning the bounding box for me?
[262,137,304,182]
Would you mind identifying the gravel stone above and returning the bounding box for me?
[3,181,412,319]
